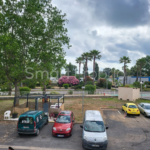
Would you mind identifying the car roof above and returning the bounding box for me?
[85,110,103,121]
[59,111,71,115]
[126,103,136,105]
[140,103,150,105]
[21,110,43,116]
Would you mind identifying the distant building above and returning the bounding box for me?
[117,76,150,84]
[50,77,58,83]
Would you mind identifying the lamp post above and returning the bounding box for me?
[82,86,85,115]
[140,81,143,98]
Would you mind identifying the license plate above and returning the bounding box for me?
[132,112,136,114]
[23,126,29,128]
[57,135,64,137]
[92,145,99,147]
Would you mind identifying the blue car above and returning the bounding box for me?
[17,110,48,136]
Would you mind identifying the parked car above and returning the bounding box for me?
[52,111,75,137]
[17,110,48,136]
[138,103,150,117]
[80,110,108,150]
[122,103,140,116]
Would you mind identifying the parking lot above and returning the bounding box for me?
[0,109,150,150]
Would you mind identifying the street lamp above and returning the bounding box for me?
[82,86,85,115]
[140,81,143,98]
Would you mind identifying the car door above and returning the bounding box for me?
[123,104,127,111]
[39,113,45,128]
[141,104,145,113]
[138,103,142,111]
[36,115,40,129]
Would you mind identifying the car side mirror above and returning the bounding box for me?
[80,125,83,128]
[106,127,109,129]
[53,119,56,122]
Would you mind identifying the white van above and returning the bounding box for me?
[80,110,108,150]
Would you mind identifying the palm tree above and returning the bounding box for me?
[136,58,146,82]
[81,52,92,85]
[90,50,101,85]
[76,57,83,83]
[119,56,131,86]
[122,65,128,84]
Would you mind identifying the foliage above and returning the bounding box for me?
[63,84,69,89]
[142,56,150,76]
[74,85,82,89]
[86,81,93,85]
[145,81,150,85]
[84,76,93,82]
[65,63,77,76]
[46,85,51,89]
[68,90,73,95]
[85,85,96,94]
[50,91,60,95]
[103,80,112,89]
[133,81,144,88]
[95,62,99,80]
[97,78,106,87]
[58,76,79,86]
[19,87,31,96]
[22,79,37,89]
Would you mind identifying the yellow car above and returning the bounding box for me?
[122,103,140,116]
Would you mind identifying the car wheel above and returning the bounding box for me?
[35,129,40,136]
[18,133,21,136]
[45,119,48,125]
[82,141,85,149]
[144,112,147,117]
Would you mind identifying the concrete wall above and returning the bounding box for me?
[118,87,140,102]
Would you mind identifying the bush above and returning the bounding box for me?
[36,82,40,87]
[86,81,93,85]
[103,80,112,89]
[46,80,52,86]
[58,76,79,86]
[133,81,145,89]
[75,85,82,89]
[19,87,31,96]
[50,91,60,95]
[97,78,106,87]
[46,85,51,89]
[146,85,150,88]
[22,79,37,89]
[85,85,96,94]
[145,81,150,85]
[84,76,93,82]
[68,90,73,95]
[63,84,69,89]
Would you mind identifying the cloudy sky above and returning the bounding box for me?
[52,0,150,73]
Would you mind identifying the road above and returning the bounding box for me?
[1,109,150,150]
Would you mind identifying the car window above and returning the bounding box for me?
[145,105,150,109]
[39,114,43,120]
[128,105,137,108]
[84,121,105,132]
[141,104,144,108]
[19,117,34,124]
[56,115,71,123]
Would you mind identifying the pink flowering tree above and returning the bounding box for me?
[58,76,79,86]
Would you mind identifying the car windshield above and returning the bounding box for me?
[19,117,33,124]
[56,115,71,123]
[128,105,137,108]
[145,105,150,109]
[84,121,105,132]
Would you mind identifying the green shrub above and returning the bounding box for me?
[19,87,31,96]
[75,85,82,89]
[103,80,112,89]
[46,85,51,89]
[63,84,69,89]
[85,85,96,94]
[68,90,73,95]
[145,81,150,85]
[133,81,141,88]
[36,82,40,87]
[86,81,93,85]
[50,91,60,95]
[146,85,150,88]
[22,79,36,89]
[97,78,106,87]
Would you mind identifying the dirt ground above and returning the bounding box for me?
[1,97,150,121]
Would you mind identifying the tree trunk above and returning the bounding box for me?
[43,81,46,95]
[14,81,20,106]
[140,66,142,82]
[79,63,80,84]
[123,63,125,86]
[136,68,138,82]
[8,82,12,96]
[93,57,95,85]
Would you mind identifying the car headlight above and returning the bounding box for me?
[53,127,56,131]
[103,136,107,141]
[66,128,71,131]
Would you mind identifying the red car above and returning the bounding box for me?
[52,111,75,137]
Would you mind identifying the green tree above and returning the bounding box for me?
[95,62,99,81]
[136,58,146,82]
[141,56,150,76]
[119,56,131,86]
[90,50,101,85]
[76,57,83,82]
[81,52,92,85]
[111,68,115,82]
[65,63,77,76]
[0,0,70,105]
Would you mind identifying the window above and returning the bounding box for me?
[84,121,105,132]
[19,117,34,124]
[56,115,71,123]
[39,114,42,120]
[128,105,137,108]
[36,117,39,123]
[145,105,150,109]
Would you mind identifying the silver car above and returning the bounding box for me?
[138,103,150,117]
[80,110,108,150]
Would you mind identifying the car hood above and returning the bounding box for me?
[84,130,107,142]
[53,122,71,129]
